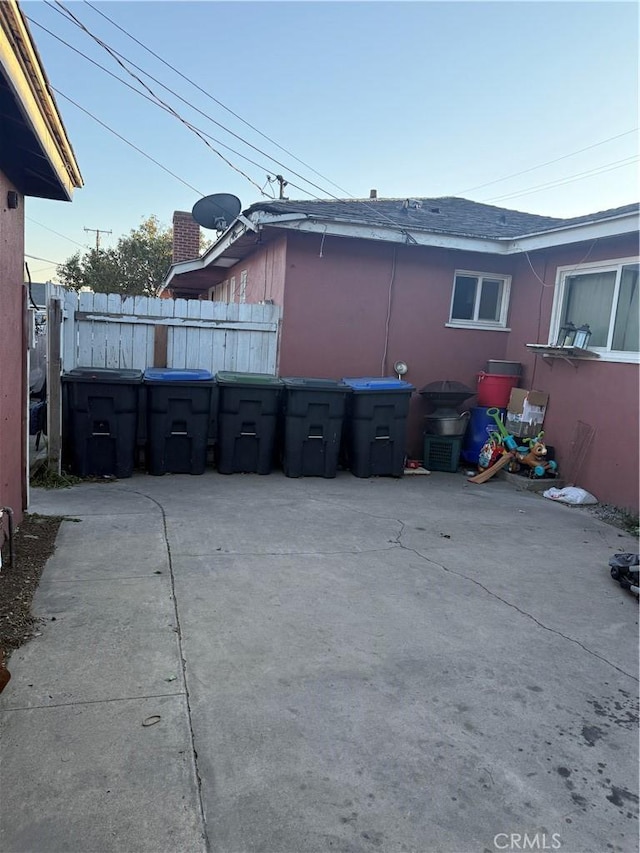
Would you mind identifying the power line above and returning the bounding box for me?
[29,11,268,197]
[31,5,412,231]
[50,0,268,197]
[454,128,639,196]
[483,156,639,203]
[82,0,352,199]
[25,253,64,265]
[26,216,89,249]
[51,0,343,202]
[52,88,206,196]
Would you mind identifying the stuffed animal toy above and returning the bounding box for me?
[515,433,558,478]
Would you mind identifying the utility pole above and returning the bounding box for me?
[84,227,112,251]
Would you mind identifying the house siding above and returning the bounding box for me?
[211,234,287,306]
[505,235,639,512]
[0,168,26,530]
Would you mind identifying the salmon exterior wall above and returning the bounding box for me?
[214,234,287,306]
[0,169,26,530]
[504,235,639,511]
[204,228,638,510]
[278,232,519,455]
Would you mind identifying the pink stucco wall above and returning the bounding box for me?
[505,235,639,511]
[0,169,26,532]
[278,232,519,453]
[213,234,287,306]
[204,227,639,510]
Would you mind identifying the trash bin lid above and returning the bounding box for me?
[281,377,350,391]
[341,376,415,392]
[144,367,214,382]
[216,371,282,387]
[62,367,143,383]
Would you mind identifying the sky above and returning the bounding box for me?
[21,0,639,282]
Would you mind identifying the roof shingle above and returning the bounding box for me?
[246,196,638,240]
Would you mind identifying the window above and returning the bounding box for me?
[449,271,511,329]
[553,259,639,360]
[239,269,247,304]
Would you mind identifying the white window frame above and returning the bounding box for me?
[550,256,640,364]
[239,269,247,304]
[446,270,512,331]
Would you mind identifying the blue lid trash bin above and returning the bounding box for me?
[143,368,217,476]
[62,367,143,478]
[215,371,283,474]
[341,377,415,478]
[281,378,350,478]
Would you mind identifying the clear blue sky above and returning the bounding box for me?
[22,0,639,281]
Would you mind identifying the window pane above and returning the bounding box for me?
[612,264,639,352]
[562,271,616,347]
[478,278,503,322]
[451,276,477,320]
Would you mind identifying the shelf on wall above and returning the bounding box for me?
[525,344,600,367]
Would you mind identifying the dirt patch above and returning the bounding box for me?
[0,514,63,658]
[587,504,639,538]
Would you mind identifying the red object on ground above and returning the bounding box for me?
[476,373,519,408]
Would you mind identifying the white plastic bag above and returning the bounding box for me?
[542,486,598,505]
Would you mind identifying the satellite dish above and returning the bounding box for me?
[192,194,242,231]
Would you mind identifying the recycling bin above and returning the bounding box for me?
[143,368,217,475]
[341,377,415,478]
[216,371,283,474]
[62,367,143,478]
[281,378,350,478]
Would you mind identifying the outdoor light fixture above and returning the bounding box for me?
[394,360,408,380]
[556,321,576,347]
[574,324,592,349]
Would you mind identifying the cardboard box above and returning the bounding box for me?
[505,389,549,439]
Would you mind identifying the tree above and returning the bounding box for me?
[57,216,173,296]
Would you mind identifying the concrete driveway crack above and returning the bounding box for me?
[396,532,638,683]
[129,489,210,853]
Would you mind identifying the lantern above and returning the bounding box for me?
[574,324,592,349]
[556,321,576,347]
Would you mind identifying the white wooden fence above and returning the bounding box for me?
[54,289,281,374]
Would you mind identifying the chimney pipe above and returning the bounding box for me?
[369,189,377,200]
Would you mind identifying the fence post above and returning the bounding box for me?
[46,298,62,474]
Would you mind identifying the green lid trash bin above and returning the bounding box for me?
[215,372,283,474]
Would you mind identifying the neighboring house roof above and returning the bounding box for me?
[0,0,82,199]
[244,197,566,240]
[162,196,640,296]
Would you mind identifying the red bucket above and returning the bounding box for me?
[477,372,519,408]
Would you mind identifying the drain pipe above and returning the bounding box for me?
[0,507,15,568]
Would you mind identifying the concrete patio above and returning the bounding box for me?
[0,472,638,853]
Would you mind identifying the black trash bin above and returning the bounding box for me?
[216,371,283,474]
[62,367,143,478]
[281,378,350,478]
[341,377,415,478]
[143,368,217,475]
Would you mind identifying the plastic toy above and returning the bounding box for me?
[514,433,558,478]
